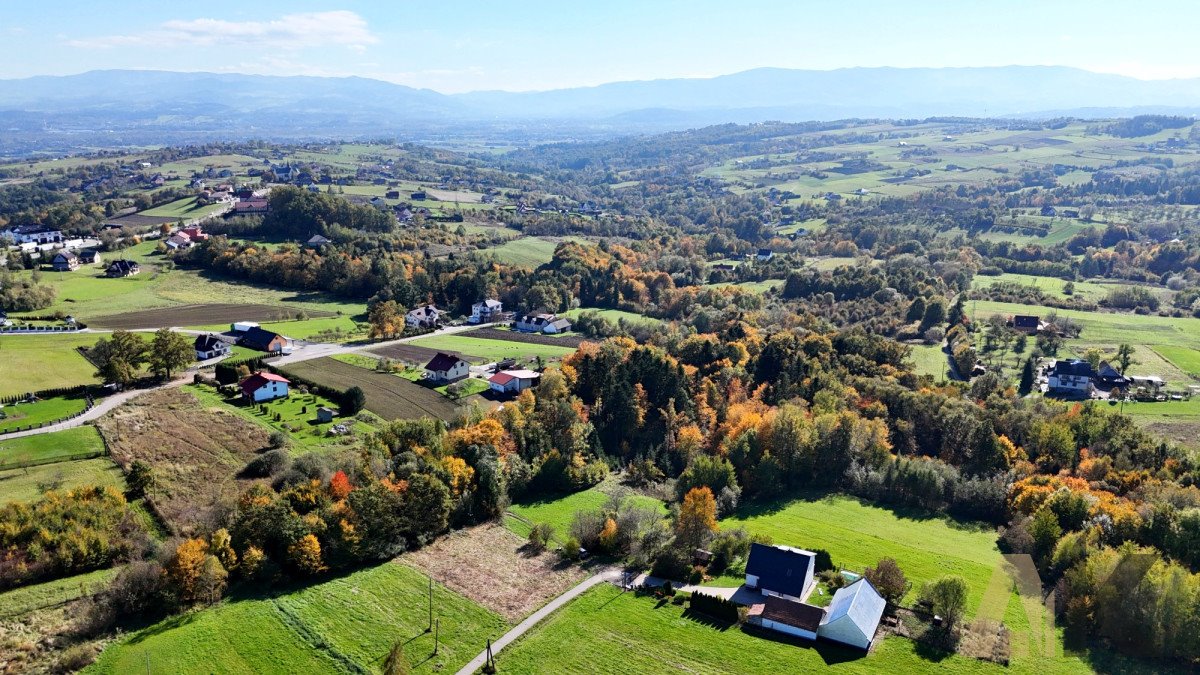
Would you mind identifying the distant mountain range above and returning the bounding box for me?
[2,66,1200,151]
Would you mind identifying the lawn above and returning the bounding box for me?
[0,334,100,397]
[87,562,507,674]
[969,300,1200,351]
[187,384,372,453]
[495,584,1011,675]
[0,568,117,619]
[908,343,949,379]
[474,237,560,267]
[0,426,107,469]
[560,307,665,327]
[970,273,1122,303]
[407,335,577,364]
[1154,345,1200,380]
[0,457,125,505]
[139,196,229,220]
[508,483,668,543]
[0,394,89,433]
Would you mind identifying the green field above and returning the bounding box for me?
[0,457,125,504]
[1154,345,1200,379]
[508,484,668,542]
[496,584,1010,674]
[0,426,107,469]
[970,273,1125,302]
[88,562,506,674]
[969,300,1200,351]
[0,567,117,618]
[140,196,229,220]
[907,343,949,379]
[187,385,373,452]
[560,307,664,327]
[407,335,578,364]
[0,334,100,397]
[474,237,560,267]
[0,395,89,433]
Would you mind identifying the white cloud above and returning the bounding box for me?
[67,11,377,51]
[1092,61,1200,81]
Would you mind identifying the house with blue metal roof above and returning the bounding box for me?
[744,543,816,603]
[817,577,887,649]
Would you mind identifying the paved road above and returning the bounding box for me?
[455,566,624,675]
[0,376,191,440]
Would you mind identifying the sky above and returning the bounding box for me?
[3,0,1200,93]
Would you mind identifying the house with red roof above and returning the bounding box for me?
[240,371,290,402]
[488,369,541,394]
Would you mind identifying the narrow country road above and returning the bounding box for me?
[0,376,191,441]
[455,566,624,675]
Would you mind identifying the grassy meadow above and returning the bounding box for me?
[407,334,578,364]
[0,395,89,433]
[0,457,125,504]
[0,334,100,397]
[0,426,107,469]
[507,484,668,542]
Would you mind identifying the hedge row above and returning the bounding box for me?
[689,592,740,623]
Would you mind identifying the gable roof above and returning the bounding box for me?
[1012,315,1039,328]
[408,304,441,318]
[194,334,227,351]
[1052,359,1095,378]
[53,250,77,262]
[107,259,140,274]
[240,326,285,350]
[425,352,466,372]
[489,372,516,386]
[475,299,502,309]
[306,234,331,245]
[240,371,289,391]
[746,543,815,596]
[820,578,886,639]
[759,596,825,632]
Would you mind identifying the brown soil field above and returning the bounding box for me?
[402,523,587,622]
[365,342,477,365]
[277,357,465,422]
[467,327,587,348]
[94,387,271,535]
[87,303,335,329]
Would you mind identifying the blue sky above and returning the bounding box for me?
[2,1,1199,92]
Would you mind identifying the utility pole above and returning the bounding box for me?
[433,618,440,656]
[427,575,433,633]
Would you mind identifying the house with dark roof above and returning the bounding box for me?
[756,248,774,261]
[1012,315,1040,334]
[2,225,63,245]
[51,250,79,272]
[106,259,141,278]
[306,234,332,247]
[424,352,469,384]
[406,304,443,329]
[411,191,427,201]
[1096,361,1130,389]
[748,596,825,641]
[240,372,290,402]
[238,327,289,353]
[78,250,101,265]
[817,578,887,650]
[234,199,270,215]
[745,543,816,603]
[1048,359,1095,396]
[194,334,231,360]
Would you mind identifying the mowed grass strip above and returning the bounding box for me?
[508,486,667,541]
[0,457,125,505]
[406,335,577,364]
[277,357,464,422]
[0,395,89,433]
[88,303,334,330]
[0,334,100,398]
[0,426,107,469]
[474,237,559,267]
[496,584,1006,675]
[88,562,506,674]
[722,495,1000,612]
[1154,345,1200,380]
[0,568,117,618]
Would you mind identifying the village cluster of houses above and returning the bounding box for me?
[740,543,886,651]
[403,299,573,335]
[1046,359,1169,398]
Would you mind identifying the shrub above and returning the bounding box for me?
[689,592,739,622]
[56,644,97,672]
[268,431,290,449]
[242,449,290,478]
[528,522,555,551]
[561,536,581,561]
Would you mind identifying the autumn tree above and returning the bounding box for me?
[288,534,325,575]
[329,470,352,501]
[197,555,228,604]
[598,517,619,553]
[91,330,147,385]
[165,538,209,603]
[148,328,195,379]
[864,558,910,606]
[676,487,718,549]
[369,300,404,339]
[210,528,238,571]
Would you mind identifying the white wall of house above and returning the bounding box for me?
[428,361,469,382]
[762,588,806,603]
[762,619,816,641]
[251,382,288,402]
[1049,374,1092,393]
[818,617,871,650]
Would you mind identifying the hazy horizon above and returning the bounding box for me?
[3,0,1200,93]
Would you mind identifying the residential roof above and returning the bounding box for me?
[820,578,886,639]
[1052,359,1095,378]
[489,372,516,386]
[409,304,441,318]
[1013,315,1039,328]
[425,352,465,372]
[759,596,825,632]
[306,234,331,245]
[240,326,285,351]
[194,334,227,351]
[240,371,290,391]
[746,543,816,597]
[547,318,572,330]
[476,299,502,309]
[53,250,77,261]
[107,259,139,274]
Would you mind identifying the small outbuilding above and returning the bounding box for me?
[316,406,336,423]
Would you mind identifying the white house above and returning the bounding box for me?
[239,372,290,402]
[1,225,63,245]
[817,578,887,650]
[1048,359,1095,396]
[469,299,503,324]
[488,369,540,394]
[424,352,469,384]
[193,334,231,360]
[515,312,572,334]
[406,305,444,329]
[544,318,572,334]
[745,543,816,603]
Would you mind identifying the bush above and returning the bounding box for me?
[689,592,739,622]
[561,536,581,561]
[528,522,555,552]
[268,431,290,449]
[242,449,290,478]
[650,546,691,581]
[56,644,97,672]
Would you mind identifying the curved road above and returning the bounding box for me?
[455,566,623,675]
